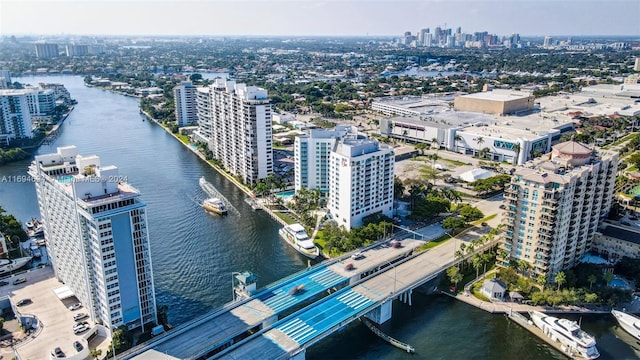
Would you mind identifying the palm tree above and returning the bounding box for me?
[89,349,102,360]
[587,274,597,290]
[537,274,547,291]
[555,271,566,291]
[393,176,405,200]
[512,143,521,165]
[431,137,439,149]
[454,134,463,152]
[476,136,485,148]
[518,259,531,278]
[472,253,483,279]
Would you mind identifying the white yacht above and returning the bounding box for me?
[0,257,33,275]
[612,309,640,341]
[279,223,320,259]
[529,311,600,359]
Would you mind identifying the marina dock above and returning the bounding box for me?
[506,310,577,359]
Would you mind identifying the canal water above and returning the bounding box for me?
[0,75,638,359]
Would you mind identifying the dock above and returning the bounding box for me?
[361,317,415,353]
[506,310,576,359]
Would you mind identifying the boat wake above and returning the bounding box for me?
[198,177,239,216]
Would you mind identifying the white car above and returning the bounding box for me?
[73,323,89,334]
[68,303,82,311]
[351,252,364,260]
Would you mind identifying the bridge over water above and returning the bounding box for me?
[120,237,424,360]
[122,224,495,360]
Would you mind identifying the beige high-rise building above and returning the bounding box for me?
[499,141,618,277]
[634,57,640,72]
[194,79,273,184]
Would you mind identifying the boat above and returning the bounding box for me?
[244,197,262,211]
[529,310,600,359]
[30,246,42,258]
[278,223,320,259]
[0,257,33,275]
[203,198,227,215]
[612,309,640,341]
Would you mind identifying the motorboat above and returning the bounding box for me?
[529,310,599,359]
[612,309,640,341]
[0,257,33,275]
[203,198,227,215]
[279,223,320,259]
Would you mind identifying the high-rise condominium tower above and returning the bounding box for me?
[29,146,157,332]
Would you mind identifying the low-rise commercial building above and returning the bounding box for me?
[592,223,640,263]
[454,90,535,115]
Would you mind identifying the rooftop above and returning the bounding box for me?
[457,89,533,102]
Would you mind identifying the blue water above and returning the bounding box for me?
[276,190,295,198]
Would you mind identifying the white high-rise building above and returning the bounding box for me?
[328,137,394,229]
[294,126,355,194]
[543,36,553,48]
[0,89,33,142]
[173,81,197,127]
[195,79,273,184]
[29,146,157,332]
[35,43,59,58]
[499,141,618,277]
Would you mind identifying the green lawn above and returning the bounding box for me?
[274,211,297,225]
[471,213,497,226]
[174,133,190,144]
[440,157,471,167]
[608,133,639,148]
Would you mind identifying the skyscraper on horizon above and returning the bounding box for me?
[34,43,59,58]
[195,78,273,184]
[29,146,158,332]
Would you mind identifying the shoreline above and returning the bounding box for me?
[137,108,254,197]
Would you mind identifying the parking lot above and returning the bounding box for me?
[0,266,108,359]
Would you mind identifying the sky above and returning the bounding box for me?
[1,0,639,37]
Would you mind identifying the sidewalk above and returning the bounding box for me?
[444,290,610,315]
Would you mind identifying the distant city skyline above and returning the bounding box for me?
[1,0,638,37]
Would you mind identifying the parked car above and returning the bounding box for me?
[68,302,82,311]
[12,277,26,285]
[73,312,88,321]
[73,321,88,331]
[73,322,89,334]
[0,280,8,286]
[73,341,83,352]
[16,298,32,307]
[351,252,364,260]
[52,347,64,358]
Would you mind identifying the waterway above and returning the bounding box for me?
[0,75,638,359]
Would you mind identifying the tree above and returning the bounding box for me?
[454,134,463,152]
[111,326,132,353]
[472,253,483,279]
[475,136,485,155]
[537,274,547,291]
[393,176,405,200]
[457,204,484,223]
[555,271,566,291]
[89,349,103,360]
[157,304,169,326]
[415,142,427,155]
[447,266,463,290]
[587,274,597,290]
[442,217,466,231]
[512,143,521,165]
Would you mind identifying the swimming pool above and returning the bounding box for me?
[276,190,295,198]
[609,276,632,290]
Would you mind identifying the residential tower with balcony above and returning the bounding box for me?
[499,141,618,277]
[29,146,157,332]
